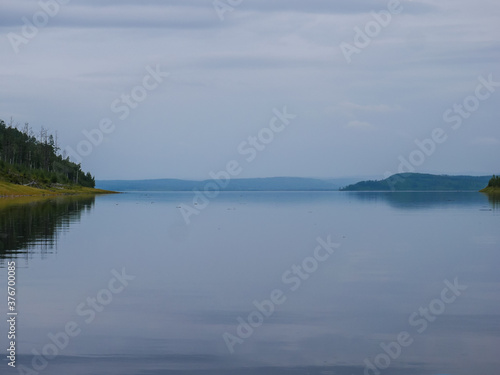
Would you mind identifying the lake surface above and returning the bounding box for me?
[1,191,499,375]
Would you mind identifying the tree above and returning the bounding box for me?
[0,118,95,188]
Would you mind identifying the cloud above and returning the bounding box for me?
[471,137,500,146]
[338,101,398,113]
[0,0,437,30]
[0,0,498,179]
[219,0,437,15]
[346,120,373,129]
[325,101,399,116]
[0,1,220,29]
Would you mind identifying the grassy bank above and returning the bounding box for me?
[0,180,117,198]
[480,186,500,194]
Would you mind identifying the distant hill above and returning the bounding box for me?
[96,177,359,192]
[340,173,491,191]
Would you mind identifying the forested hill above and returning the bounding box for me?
[480,175,500,193]
[0,119,95,188]
[340,173,491,191]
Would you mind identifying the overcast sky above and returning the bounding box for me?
[1,0,499,180]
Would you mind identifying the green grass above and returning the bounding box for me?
[480,186,500,194]
[0,180,117,198]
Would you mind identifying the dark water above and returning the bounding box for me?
[0,192,499,375]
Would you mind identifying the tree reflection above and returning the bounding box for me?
[0,196,95,266]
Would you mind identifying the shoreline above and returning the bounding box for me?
[0,180,119,199]
[479,186,500,194]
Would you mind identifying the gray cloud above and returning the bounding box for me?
[0,0,498,179]
[0,0,437,29]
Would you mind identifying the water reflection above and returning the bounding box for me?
[346,191,492,209]
[0,191,498,375]
[0,195,95,265]
[483,192,500,209]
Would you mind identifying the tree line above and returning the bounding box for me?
[0,118,95,187]
[487,175,500,188]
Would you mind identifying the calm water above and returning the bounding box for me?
[0,192,499,375]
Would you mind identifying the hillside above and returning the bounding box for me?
[340,173,491,191]
[0,119,95,188]
[480,175,500,194]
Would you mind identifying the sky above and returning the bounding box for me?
[0,0,499,180]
